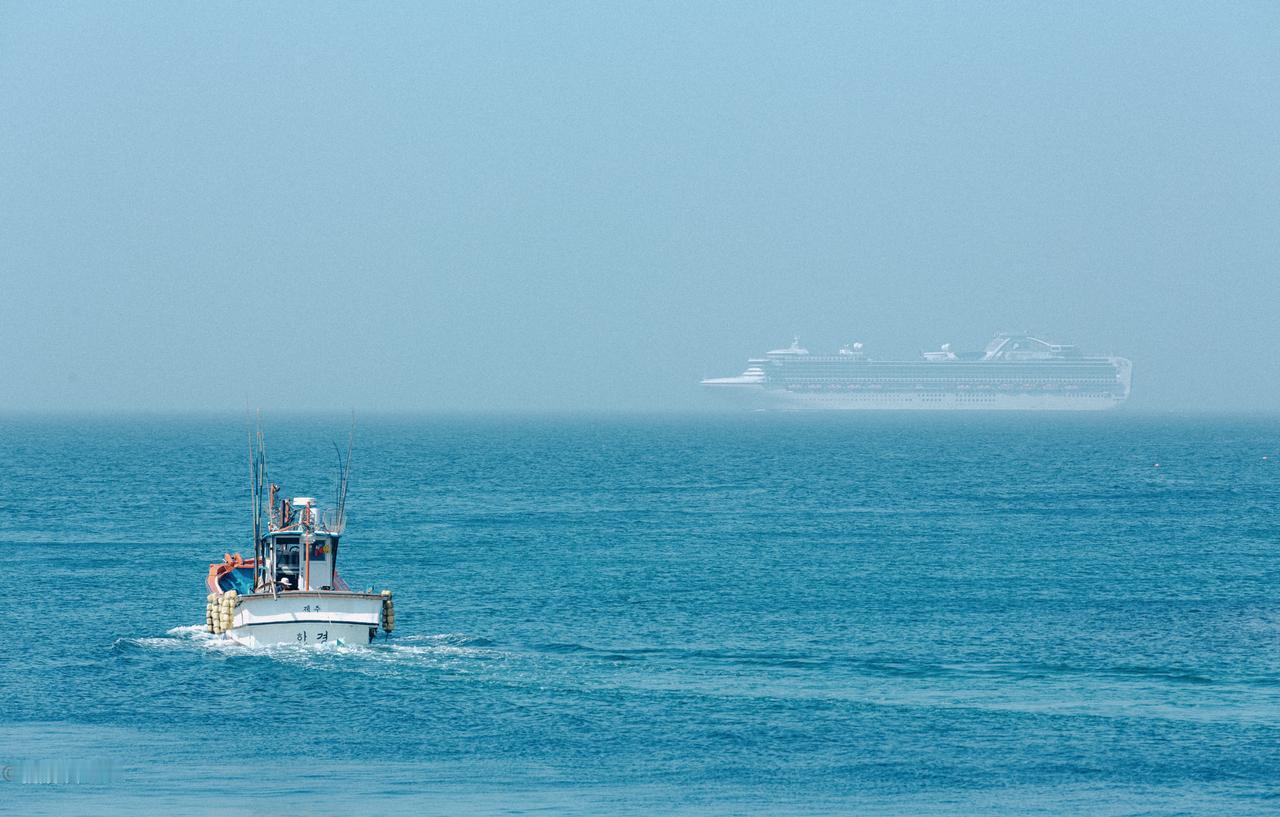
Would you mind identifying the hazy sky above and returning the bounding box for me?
[2,2,1277,411]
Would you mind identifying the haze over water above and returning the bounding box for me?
[2,2,1279,413]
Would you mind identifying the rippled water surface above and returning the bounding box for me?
[2,414,1278,815]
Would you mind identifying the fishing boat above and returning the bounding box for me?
[203,427,395,647]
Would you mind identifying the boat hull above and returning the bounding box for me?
[221,591,386,648]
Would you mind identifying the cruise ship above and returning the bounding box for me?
[702,333,1132,410]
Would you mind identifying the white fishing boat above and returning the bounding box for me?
[203,428,394,647]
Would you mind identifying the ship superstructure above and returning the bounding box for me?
[702,333,1131,410]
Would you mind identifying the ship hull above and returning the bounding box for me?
[705,385,1124,411]
[704,347,1132,411]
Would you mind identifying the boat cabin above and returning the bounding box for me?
[256,496,342,592]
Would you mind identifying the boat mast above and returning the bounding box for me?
[302,512,309,592]
[331,418,354,576]
[248,421,269,594]
[249,425,259,591]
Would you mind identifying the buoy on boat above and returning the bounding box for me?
[381,590,395,634]
[209,590,238,634]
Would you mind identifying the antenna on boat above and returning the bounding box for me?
[332,443,346,533]
[247,411,273,596]
[333,413,354,535]
[327,414,354,583]
[247,412,257,545]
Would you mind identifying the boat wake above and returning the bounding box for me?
[116,625,222,652]
[113,626,505,673]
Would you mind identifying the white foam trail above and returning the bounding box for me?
[128,625,505,670]
[166,624,213,638]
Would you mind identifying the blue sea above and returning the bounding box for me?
[1,414,1278,816]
